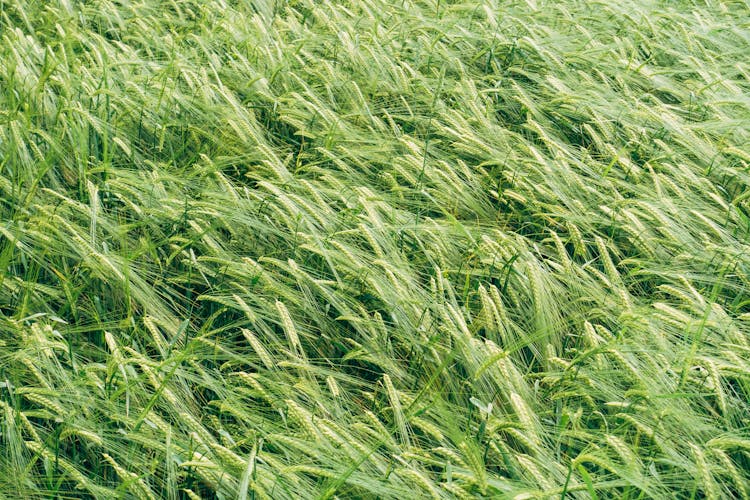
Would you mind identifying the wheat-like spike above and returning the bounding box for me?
[607,348,643,383]
[478,284,498,332]
[605,434,639,470]
[690,443,719,500]
[411,416,444,442]
[504,427,542,455]
[488,284,511,330]
[510,392,539,445]
[382,374,410,446]
[712,448,748,500]
[285,399,319,440]
[458,441,488,493]
[615,413,655,440]
[103,453,158,500]
[26,440,98,491]
[398,468,442,499]
[516,454,553,491]
[276,300,302,356]
[704,360,727,416]
[442,481,474,500]
[241,328,274,369]
[182,489,202,500]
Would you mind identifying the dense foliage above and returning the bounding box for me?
[1,0,749,498]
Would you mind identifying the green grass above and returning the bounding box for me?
[1,0,749,498]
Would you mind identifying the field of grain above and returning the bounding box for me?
[1,0,749,498]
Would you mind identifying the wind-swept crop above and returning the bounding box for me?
[1,0,749,498]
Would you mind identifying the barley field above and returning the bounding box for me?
[1,0,749,498]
